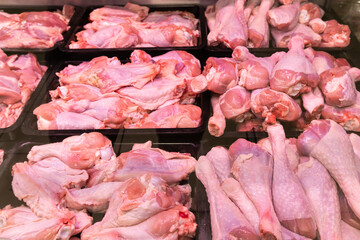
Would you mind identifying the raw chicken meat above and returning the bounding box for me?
[57,56,160,93]
[236,118,264,131]
[219,86,251,121]
[271,23,322,48]
[250,88,302,124]
[0,9,70,48]
[12,158,88,218]
[236,47,285,90]
[85,175,191,231]
[298,2,324,25]
[81,205,197,240]
[247,0,274,48]
[270,36,319,97]
[321,91,360,131]
[0,205,77,240]
[69,4,199,48]
[28,132,115,170]
[0,50,46,128]
[301,87,324,119]
[127,103,201,128]
[221,177,260,232]
[341,220,360,240]
[87,143,197,186]
[304,49,337,75]
[244,0,261,22]
[268,124,317,238]
[195,156,258,240]
[297,119,360,219]
[309,18,327,34]
[338,187,360,230]
[208,94,226,137]
[281,226,312,240]
[206,0,248,49]
[205,146,231,183]
[321,20,351,47]
[267,0,300,31]
[117,59,186,110]
[65,182,125,213]
[296,157,342,240]
[319,66,357,107]
[229,138,282,239]
[203,57,238,94]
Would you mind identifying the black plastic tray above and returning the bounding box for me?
[0,140,207,239]
[21,58,209,143]
[59,4,207,59]
[0,60,54,141]
[0,5,84,53]
[204,2,354,54]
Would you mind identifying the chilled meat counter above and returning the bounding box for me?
[0,0,360,239]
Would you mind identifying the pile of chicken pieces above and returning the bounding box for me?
[197,119,360,239]
[69,3,200,49]
[0,49,47,128]
[205,36,360,136]
[206,0,350,48]
[33,50,206,130]
[0,6,71,48]
[0,132,197,239]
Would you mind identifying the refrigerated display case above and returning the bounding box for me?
[0,0,360,239]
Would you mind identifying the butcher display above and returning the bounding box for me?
[33,50,205,130]
[206,0,351,48]
[0,133,197,239]
[0,5,73,48]
[0,49,47,128]
[197,119,360,239]
[69,3,200,48]
[205,36,360,136]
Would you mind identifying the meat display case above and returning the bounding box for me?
[1,0,360,239]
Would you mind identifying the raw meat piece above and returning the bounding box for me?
[89,4,149,22]
[87,144,197,186]
[205,146,231,183]
[296,157,342,240]
[117,59,186,110]
[72,211,93,235]
[270,36,319,97]
[229,138,282,239]
[299,2,324,25]
[301,87,324,119]
[304,49,337,75]
[221,178,260,232]
[0,10,70,48]
[195,156,258,240]
[309,18,326,33]
[49,83,108,101]
[144,10,198,30]
[321,92,360,131]
[235,47,285,90]
[206,0,248,49]
[0,206,76,240]
[208,94,226,137]
[268,124,317,238]
[341,220,360,240]
[244,0,261,22]
[247,0,274,48]
[281,226,312,240]
[297,119,360,219]
[250,88,302,124]
[203,57,238,94]
[65,182,124,213]
[219,86,251,121]
[236,118,264,131]
[127,103,201,128]
[319,67,357,107]
[321,20,351,47]
[0,205,41,227]
[349,133,360,174]
[271,24,321,48]
[57,56,160,93]
[28,132,115,170]
[12,158,88,218]
[338,188,360,230]
[267,0,300,31]
[87,175,191,230]
[81,205,196,240]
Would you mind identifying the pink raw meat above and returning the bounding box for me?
[267,0,300,31]
[208,94,226,137]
